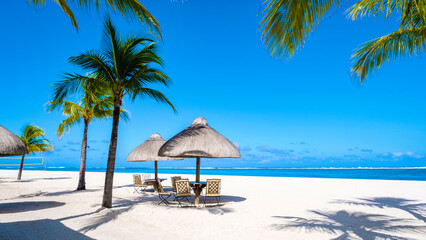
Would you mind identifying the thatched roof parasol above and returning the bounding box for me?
[0,125,28,157]
[158,117,240,158]
[126,133,182,180]
[158,117,240,205]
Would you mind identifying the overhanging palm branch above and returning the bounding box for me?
[351,26,426,82]
[260,0,344,58]
[348,0,426,24]
[28,0,161,37]
[260,0,426,83]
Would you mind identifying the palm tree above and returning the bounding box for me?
[51,16,175,208]
[48,78,129,190]
[17,125,53,180]
[29,0,161,36]
[260,0,426,82]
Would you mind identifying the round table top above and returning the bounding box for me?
[145,178,166,181]
[189,181,207,185]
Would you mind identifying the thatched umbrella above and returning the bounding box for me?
[126,133,183,180]
[0,125,28,157]
[158,117,240,205]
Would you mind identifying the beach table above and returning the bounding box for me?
[144,178,167,192]
[189,181,207,193]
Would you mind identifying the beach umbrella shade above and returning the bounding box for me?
[126,133,183,180]
[0,125,28,157]
[158,117,240,205]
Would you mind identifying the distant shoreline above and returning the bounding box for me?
[1,167,426,181]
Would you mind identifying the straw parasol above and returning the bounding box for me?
[0,125,28,157]
[158,117,240,205]
[126,133,183,180]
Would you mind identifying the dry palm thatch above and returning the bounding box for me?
[0,125,28,157]
[127,133,182,180]
[127,133,183,162]
[158,117,241,158]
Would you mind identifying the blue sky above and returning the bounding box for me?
[1,1,426,168]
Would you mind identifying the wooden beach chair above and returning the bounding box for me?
[133,174,149,193]
[175,179,194,207]
[203,179,221,206]
[171,176,181,200]
[157,179,174,205]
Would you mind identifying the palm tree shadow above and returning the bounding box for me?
[5,189,101,201]
[334,197,426,223]
[67,195,159,233]
[0,201,65,213]
[1,218,94,240]
[12,177,72,183]
[271,210,426,240]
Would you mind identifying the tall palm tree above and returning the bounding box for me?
[48,78,129,190]
[28,0,161,36]
[17,125,53,180]
[260,0,426,82]
[51,17,175,208]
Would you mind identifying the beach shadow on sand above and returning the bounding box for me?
[270,197,426,239]
[62,193,246,232]
[12,177,72,183]
[0,219,93,240]
[333,197,426,223]
[60,195,159,233]
[5,189,101,201]
[0,201,65,214]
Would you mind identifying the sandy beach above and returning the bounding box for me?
[0,170,425,240]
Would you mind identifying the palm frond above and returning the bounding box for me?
[28,0,161,37]
[351,26,426,82]
[57,113,83,138]
[51,73,91,101]
[131,87,176,112]
[260,0,344,58]
[348,0,426,24]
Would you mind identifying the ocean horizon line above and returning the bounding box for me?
[2,166,426,170]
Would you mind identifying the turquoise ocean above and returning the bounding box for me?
[1,166,425,181]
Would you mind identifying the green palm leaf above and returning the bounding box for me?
[260,0,344,58]
[351,26,426,82]
[28,0,161,37]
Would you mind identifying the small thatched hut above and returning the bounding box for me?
[158,117,240,205]
[0,125,27,157]
[127,133,182,180]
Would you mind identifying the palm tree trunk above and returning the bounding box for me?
[102,95,122,208]
[17,154,25,180]
[77,120,89,190]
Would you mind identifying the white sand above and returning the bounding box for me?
[1,170,426,240]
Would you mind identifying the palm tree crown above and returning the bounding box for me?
[48,78,129,138]
[260,0,426,82]
[19,125,52,154]
[52,17,174,110]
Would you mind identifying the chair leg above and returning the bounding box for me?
[158,195,171,205]
[216,196,220,206]
[203,196,207,207]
